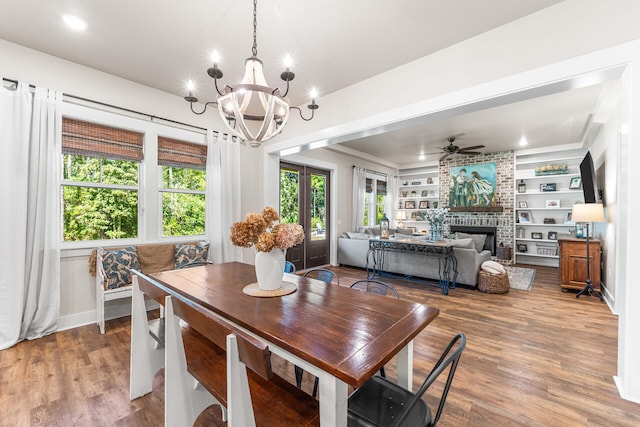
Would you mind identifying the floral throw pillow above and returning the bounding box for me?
[174,242,210,269]
[98,246,140,290]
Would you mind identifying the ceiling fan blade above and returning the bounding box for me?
[458,151,483,155]
[440,153,451,161]
[460,145,485,151]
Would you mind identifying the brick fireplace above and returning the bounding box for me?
[439,151,514,257]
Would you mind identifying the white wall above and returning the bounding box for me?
[588,81,621,308]
[0,38,263,329]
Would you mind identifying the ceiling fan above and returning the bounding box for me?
[422,136,485,161]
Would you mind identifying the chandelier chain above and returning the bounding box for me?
[252,0,258,56]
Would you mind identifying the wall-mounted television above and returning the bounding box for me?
[579,151,599,203]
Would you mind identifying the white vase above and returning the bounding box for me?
[254,249,286,290]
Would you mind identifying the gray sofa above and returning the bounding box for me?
[337,234,491,287]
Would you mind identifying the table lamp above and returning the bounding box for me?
[396,211,407,228]
[571,203,604,301]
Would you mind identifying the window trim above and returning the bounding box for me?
[60,102,208,250]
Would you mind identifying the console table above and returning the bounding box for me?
[367,238,458,294]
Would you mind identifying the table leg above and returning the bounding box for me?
[396,341,414,391]
[318,373,349,427]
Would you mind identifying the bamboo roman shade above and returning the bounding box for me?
[157,136,207,170]
[365,178,387,195]
[62,118,144,161]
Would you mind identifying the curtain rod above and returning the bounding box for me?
[352,165,388,177]
[2,76,232,137]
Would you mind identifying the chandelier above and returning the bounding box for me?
[185,0,318,147]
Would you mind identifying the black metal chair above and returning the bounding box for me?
[302,267,339,285]
[349,279,399,299]
[347,332,466,427]
[284,261,296,273]
[297,267,339,397]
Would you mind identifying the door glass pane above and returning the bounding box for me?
[310,173,327,241]
[280,168,299,224]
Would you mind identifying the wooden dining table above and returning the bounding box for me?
[150,262,439,427]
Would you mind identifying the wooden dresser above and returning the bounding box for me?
[558,238,601,292]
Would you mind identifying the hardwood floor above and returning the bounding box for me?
[1,264,639,426]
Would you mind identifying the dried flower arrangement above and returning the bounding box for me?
[230,206,305,252]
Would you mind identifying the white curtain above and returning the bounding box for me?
[385,174,398,226]
[352,167,367,232]
[207,131,242,263]
[0,82,62,350]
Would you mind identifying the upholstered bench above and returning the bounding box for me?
[90,241,209,334]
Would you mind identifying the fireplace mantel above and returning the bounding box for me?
[449,206,504,213]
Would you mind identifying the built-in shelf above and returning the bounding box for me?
[515,207,572,211]
[516,223,574,227]
[516,190,582,196]
[515,238,560,243]
[515,252,559,259]
[516,156,583,166]
[515,173,580,180]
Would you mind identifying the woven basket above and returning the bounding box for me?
[477,270,510,294]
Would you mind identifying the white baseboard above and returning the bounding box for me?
[614,375,640,404]
[57,299,161,332]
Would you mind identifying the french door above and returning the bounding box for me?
[280,162,330,270]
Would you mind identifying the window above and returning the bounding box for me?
[158,136,207,237]
[363,176,387,227]
[60,103,209,248]
[61,118,142,241]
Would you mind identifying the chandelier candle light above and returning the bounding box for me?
[230,206,304,292]
[185,0,319,146]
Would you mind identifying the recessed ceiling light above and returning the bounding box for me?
[519,136,528,147]
[416,153,426,160]
[63,14,87,31]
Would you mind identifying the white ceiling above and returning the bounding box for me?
[1,0,604,167]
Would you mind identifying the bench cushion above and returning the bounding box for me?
[98,246,140,290]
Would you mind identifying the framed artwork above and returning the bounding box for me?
[421,190,428,197]
[518,211,532,223]
[540,183,557,192]
[569,176,582,189]
[548,231,558,240]
[545,199,560,208]
[419,200,429,209]
[564,211,574,224]
[404,200,416,209]
[531,232,543,240]
[449,162,497,207]
[517,243,528,252]
[518,201,528,208]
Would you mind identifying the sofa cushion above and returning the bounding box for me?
[457,232,487,253]
[367,227,381,236]
[98,246,140,290]
[481,260,506,274]
[346,232,370,240]
[137,243,175,274]
[395,227,414,236]
[175,242,210,269]
[451,238,475,249]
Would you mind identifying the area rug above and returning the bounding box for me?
[504,266,536,291]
